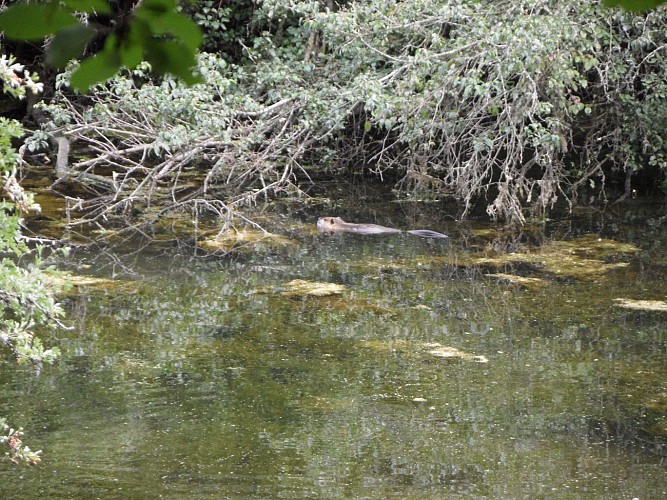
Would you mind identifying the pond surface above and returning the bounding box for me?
[1,197,666,498]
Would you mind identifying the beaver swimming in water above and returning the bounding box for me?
[317,217,448,239]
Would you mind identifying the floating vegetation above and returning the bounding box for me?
[614,298,667,312]
[465,234,640,281]
[360,339,489,363]
[349,257,410,273]
[327,254,447,277]
[423,343,489,363]
[360,339,411,353]
[299,395,355,412]
[198,229,294,253]
[48,271,137,293]
[280,279,347,297]
[486,273,546,289]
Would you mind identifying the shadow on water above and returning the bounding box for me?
[1,193,666,498]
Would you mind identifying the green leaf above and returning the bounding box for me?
[70,48,121,92]
[47,24,98,68]
[144,39,202,85]
[149,12,203,51]
[119,39,144,69]
[0,3,78,40]
[603,0,666,10]
[127,17,153,45]
[133,0,202,51]
[137,0,177,18]
[61,0,111,14]
[117,20,151,68]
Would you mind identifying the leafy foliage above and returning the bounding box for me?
[0,419,41,465]
[286,0,667,220]
[182,0,256,58]
[0,0,203,91]
[21,0,667,224]
[1,49,63,465]
[0,55,44,100]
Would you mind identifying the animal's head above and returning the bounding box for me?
[316,216,344,233]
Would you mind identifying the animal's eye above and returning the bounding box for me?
[328,219,334,225]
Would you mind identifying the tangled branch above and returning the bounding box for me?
[37,61,313,232]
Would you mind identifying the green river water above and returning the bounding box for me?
[1,196,666,498]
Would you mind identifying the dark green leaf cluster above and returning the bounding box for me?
[0,0,203,91]
[604,0,667,11]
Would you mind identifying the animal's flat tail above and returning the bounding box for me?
[406,230,449,239]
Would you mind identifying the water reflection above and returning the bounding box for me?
[1,211,666,498]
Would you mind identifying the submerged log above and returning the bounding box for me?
[53,134,115,191]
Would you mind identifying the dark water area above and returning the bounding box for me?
[1,193,666,498]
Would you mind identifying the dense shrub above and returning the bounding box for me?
[33,0,667,224]
[297,0,667,220]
